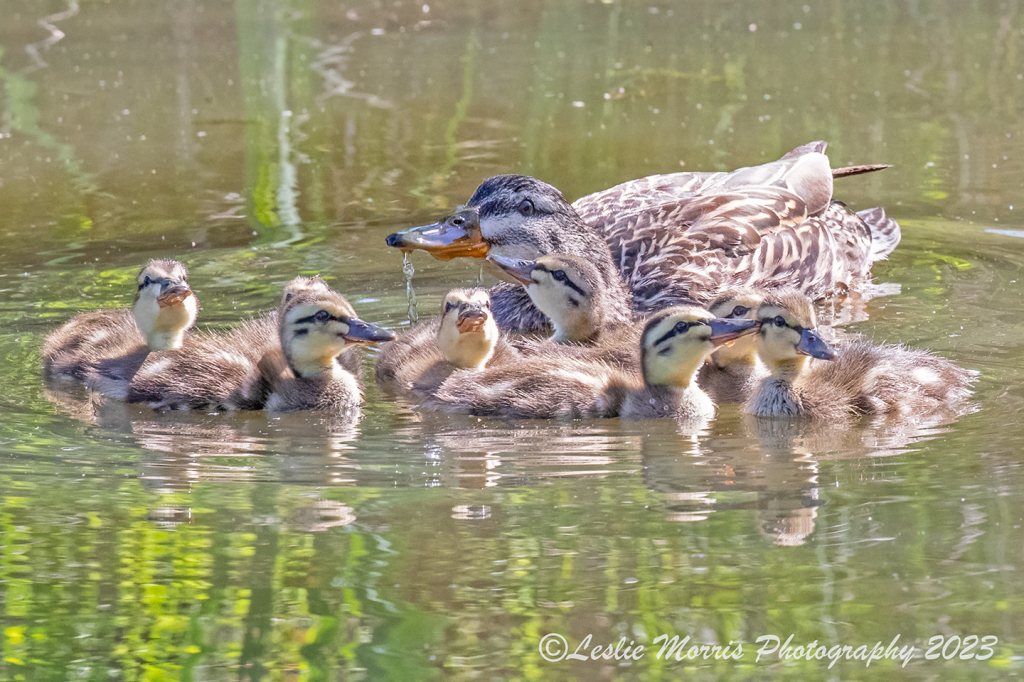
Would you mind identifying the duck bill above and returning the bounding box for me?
[708,317,759,347]
[157,284,192,308]
[384,209,488,261]
[456,307,488,334]
[487,254,537,286]
[343,318,396,345]
[797,329,836,360]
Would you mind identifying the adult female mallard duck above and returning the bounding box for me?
[697,287,769,403]
[122,276,393,412]
[43,259,198,384]
[386,141,900,333]
[375,288,514,396]
[429,305,757,420]
[744,291,977,420]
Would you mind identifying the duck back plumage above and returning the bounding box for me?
[570,141,899,311]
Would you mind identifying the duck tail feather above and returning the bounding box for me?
[832,163,892,178]
[857,206,902,261]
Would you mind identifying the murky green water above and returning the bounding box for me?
[2,1,1024,679]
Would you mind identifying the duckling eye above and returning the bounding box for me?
[139,275,153,290]
[773,316,786,328]
[551,270,568,282]
[518,199,535,217]
[314,310,331,323]
[674,321,690,333]
[730,305,749,317]
[445,301,455,314]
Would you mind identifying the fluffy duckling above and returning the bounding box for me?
[430,306,756,420]
[744,291,977,420]
[489,253,641,370]
[620,306,760,420]
[43,259,198,383]
[489,253,633,344]
[260,282,396,412]
[697,288,769,403]
[375,288,512,396]
[123,277,393,411]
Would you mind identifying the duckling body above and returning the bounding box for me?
[428,355,627,419]
[387,142,900,332]
[43,260,198,385]
[744,291,977,420]
[122,314,279,410]
[375,288,514,396]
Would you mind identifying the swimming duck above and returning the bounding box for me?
[744,291,977,420]
[697,287,769,403]
[375,288,513,396]
[620,306,760,420]
[386,141,900,333]
[429,306,756,420]
[43,259,198,384]
[122,277,393,411]
[260,280,396,412]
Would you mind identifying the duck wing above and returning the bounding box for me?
[572,142,898,307]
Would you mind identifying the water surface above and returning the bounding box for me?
[2,1,1024,679]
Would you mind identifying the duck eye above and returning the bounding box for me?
[518,199,535,217]
[731,305,749,317]
[314,310,331,323]
[445,301,455,313]
[551,270,568,282]
[773,316,787,328]
[450,215,465,227]
[140,275,153,290]
[674,321,690,333]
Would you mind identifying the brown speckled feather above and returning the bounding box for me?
[569,142,898,311]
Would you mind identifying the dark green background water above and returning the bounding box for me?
[2,1,1023,679]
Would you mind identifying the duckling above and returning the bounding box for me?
[122,277,393,411]
[429,306,756,420]
[744,291,977,420]
[386,141,901,332]
[697,288,769,403]
[488,253,633,344]
[620,306,760,420]
[488,253,641,370]
[427,353,625,419]
[260,283,396,412]
[375,288,513,396]
[43,259,198,384]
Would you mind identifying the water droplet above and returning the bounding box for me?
[403,252,419,324]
